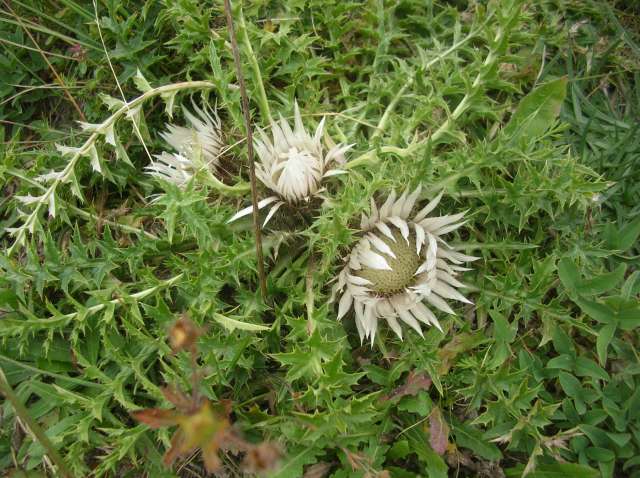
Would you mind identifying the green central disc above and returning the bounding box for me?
[356,230,421,295]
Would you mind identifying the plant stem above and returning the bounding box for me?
[0,367,74,478]
[6,81,215,257]
[223,0,268,302]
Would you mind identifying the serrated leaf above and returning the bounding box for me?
[161,91,178,118]
[503,77,568,141]
[211,313,269,332]
[99,93,125,111]
[133,68,152,93]
[86,144,102,173]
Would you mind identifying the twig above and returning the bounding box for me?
[6,80,215,256]
[2,0,86,122]
[223,0,268,301]
[0,366,73,478]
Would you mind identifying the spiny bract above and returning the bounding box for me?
[146,104,223,188]
[228,101,352,227]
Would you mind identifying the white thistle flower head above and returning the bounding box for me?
[146,104,223,188]
[228,101,353,227]
[331,186,479,345]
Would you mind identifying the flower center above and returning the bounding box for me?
[356,230,421,295]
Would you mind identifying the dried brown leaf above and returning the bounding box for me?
[428,407,450,455]
[381,371,432,401]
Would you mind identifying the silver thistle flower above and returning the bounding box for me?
[146,104,223,188]
[228,101,352,226]
[331,186,478,345]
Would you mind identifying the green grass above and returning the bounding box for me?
[0,0,639,477]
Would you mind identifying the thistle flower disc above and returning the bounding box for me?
[228,101,352,227]
[331,186,478,345]
[146,104,223,188]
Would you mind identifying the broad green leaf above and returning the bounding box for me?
[505,463,599,478]
[585,446,615,462]
[503,77,568,141]
[615,217,640,251]
[596,323,616,365]
[212,313,269,332]
[579,264,627,295]
[575,356,609,381]
[407,429,447,478]
[546,354,574,371]
[452,423,502,461]
[558,372,583,398]
[557,257,581,294]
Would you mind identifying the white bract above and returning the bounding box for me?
[146,105,223,188]
[331,186,478,345]
[228,102,352,227]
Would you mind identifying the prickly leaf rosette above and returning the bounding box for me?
[146,104,224,188]
[228,102,352,227]
[331,187,478,345]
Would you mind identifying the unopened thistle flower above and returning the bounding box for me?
[331,187,478,345]
[228,102,352,226]
[146,105,223,188]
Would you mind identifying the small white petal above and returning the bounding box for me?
[385,315,403,340]
[400,310,424,337]
[415,224,425,255]
[347,274,373,286]
[431,281,473,304]
[322,169,347,177]
[420,211,467,234]
[436,269,465,288]
[227,196,279,223]
[379,190,397,219]
[438,248,480,263]
[414,191,444,222]
[413,302,443,332]
[367,233,396,259]
[263,201,285,227]
[402,186,422,218]
[433,220,467,236]
[388,216,409,243]
[360,249,392,270]
[391,189,409,217]
[425,293,456,315]
[375,222,395,242]
[337,290,353,320]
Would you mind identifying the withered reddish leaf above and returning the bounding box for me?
[303,462,332,478]
[202,439,223,473]
[242,442,282,474]
[169,317,205,353]
[163,429,186,467]
[429,407,450,455]
[437,332,482,375]
[381,371,432,401]
[131,408,179,428]
[161,386,193,412]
